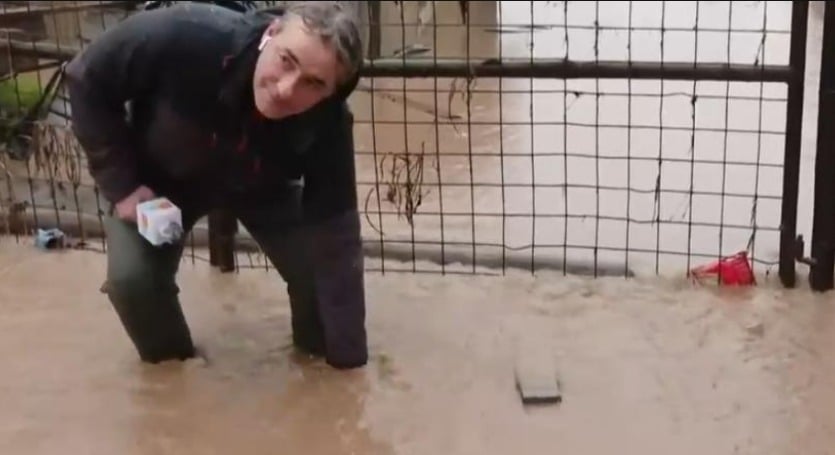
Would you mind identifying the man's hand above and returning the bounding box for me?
[115,185,155,223]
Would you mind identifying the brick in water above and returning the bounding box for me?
[514,345,562,405]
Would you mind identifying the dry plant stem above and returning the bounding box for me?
[364,142,435,236]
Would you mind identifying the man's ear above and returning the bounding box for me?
[259,19,282,51]
[265,18,282,37]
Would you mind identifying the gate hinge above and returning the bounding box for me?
[794,235,818,266]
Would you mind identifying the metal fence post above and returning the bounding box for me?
[367,0,381,59]
[208,209,237,273]
[810,2,835,291]
[779,0,809,288]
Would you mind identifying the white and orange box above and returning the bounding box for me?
[136,197,184,246]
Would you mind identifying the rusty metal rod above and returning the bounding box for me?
[5,39,797,82]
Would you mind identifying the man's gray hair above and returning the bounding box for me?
[283,1,364,82]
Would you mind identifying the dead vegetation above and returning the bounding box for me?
[0,151,16,235]
[364,142,438,236]
[0,121,88,236]
[30,122,84,187]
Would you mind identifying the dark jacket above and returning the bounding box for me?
[64,2,367,368]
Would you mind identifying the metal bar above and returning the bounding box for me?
[3,39,78,60]
[810,2,835,291]
[780,0,808,288]
[366,0,381,59]
[208,209,237,273]
[0,1,135,26]
[5,39,797,82]
[361,59,795,82]
[0,59,62,80]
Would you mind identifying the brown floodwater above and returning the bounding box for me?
[3,236,835,454]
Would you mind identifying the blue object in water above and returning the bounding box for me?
[35,228,66,250]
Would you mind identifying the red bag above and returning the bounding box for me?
[689,251,756,286]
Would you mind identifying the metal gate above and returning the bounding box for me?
[0,1,816,286]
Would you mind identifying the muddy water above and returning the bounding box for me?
[348,0,819,276]
[4,239,835,454]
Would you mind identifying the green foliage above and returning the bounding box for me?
[0,72,44,115]
[0,72,45,158]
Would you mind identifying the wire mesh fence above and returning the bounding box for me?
[0,1,810,283]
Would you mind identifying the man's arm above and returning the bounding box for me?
[64,7,174,204]
[301,102,367,369]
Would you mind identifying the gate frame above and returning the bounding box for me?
[809,1,835,291]
[216,1,812,284]
[0,1,811,286]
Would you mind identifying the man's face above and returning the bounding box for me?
[252,16,342,120]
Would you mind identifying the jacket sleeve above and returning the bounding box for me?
[301,102,368,369]
[64,8,174,204]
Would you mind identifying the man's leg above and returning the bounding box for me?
[102,215,196,363]
[234,192,325,357]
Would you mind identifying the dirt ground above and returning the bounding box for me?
[1,237,835,455]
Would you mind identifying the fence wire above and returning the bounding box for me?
[0,1,804,281]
